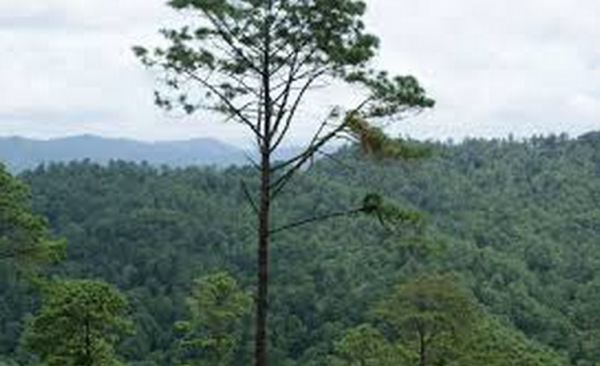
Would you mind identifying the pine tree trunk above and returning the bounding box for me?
[418,327,426,366]
[255,149,271,366]
[256,3,273,364]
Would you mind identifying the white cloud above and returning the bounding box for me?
[366,0,600,140]
[0,0,598,144]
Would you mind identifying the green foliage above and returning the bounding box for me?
[328,276,566,366]
[0,163,65,360]
[133,0,433,120]
[373,275,479,366]
[133,0,433,168]
[2,134,600,364]
[0,163,64,269]
[327,324,414,366]
[0,358,19,366]
[175,272,251,366]
[24,280,132,366]
[453,319,568,366]
[360,193,425,231]
[345,111,432,161]
[374,274,478,336]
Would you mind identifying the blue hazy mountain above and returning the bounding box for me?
[0,135,252,172]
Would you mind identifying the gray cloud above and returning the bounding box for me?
[0,0,598,144]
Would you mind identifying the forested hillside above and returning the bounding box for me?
[2,132,600,365]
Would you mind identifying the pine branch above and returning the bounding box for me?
[183,70,264,141]
[202,11,262,74]
[270,208,364,235]
[270,98,373,198]
[270,68,329,152]
[240,180,259,216]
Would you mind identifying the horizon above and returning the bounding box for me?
[0,129,597,147]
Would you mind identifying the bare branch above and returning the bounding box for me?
[271,110,339,173]
[240,180,259,215]
[270,68,329,152]
[314,148,355,170]
[183,70,264,141]
[270,207,364,235]
[269,55,322,93]
[202,11,262,74]
[270,123,346,199]
[243,151,261,171]
[256,88,265,149]
[270,97,375,198]
[269,51,300,142]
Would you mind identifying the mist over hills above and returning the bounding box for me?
[0,135,253,172]
[0,135,336,172]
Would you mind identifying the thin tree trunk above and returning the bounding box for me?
[84,313,92,366]
[255,2,274,364]
[255,150,271,366]
[418,326,427,366]
[255,1,273,363]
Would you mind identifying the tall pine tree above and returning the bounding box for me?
[134,1,434,365]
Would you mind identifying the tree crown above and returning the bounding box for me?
[134,0,434,155]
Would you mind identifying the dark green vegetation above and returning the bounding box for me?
[24,280,131,366]
[2,132,600,365]
[0,162,63,269]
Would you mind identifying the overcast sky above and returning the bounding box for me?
[0,0,599,145]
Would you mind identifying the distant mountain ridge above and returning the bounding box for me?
[0,135,251,172]
[2,133,595,173]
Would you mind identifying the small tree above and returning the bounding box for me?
[24,280,132,366]
[134,1,434,365]
[331,280,564,366]
[373,275,478,366]
[0,163,64,268]
[175,272,251,366]
[328,324,413,366]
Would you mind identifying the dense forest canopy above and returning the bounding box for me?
[1,132,600,365]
